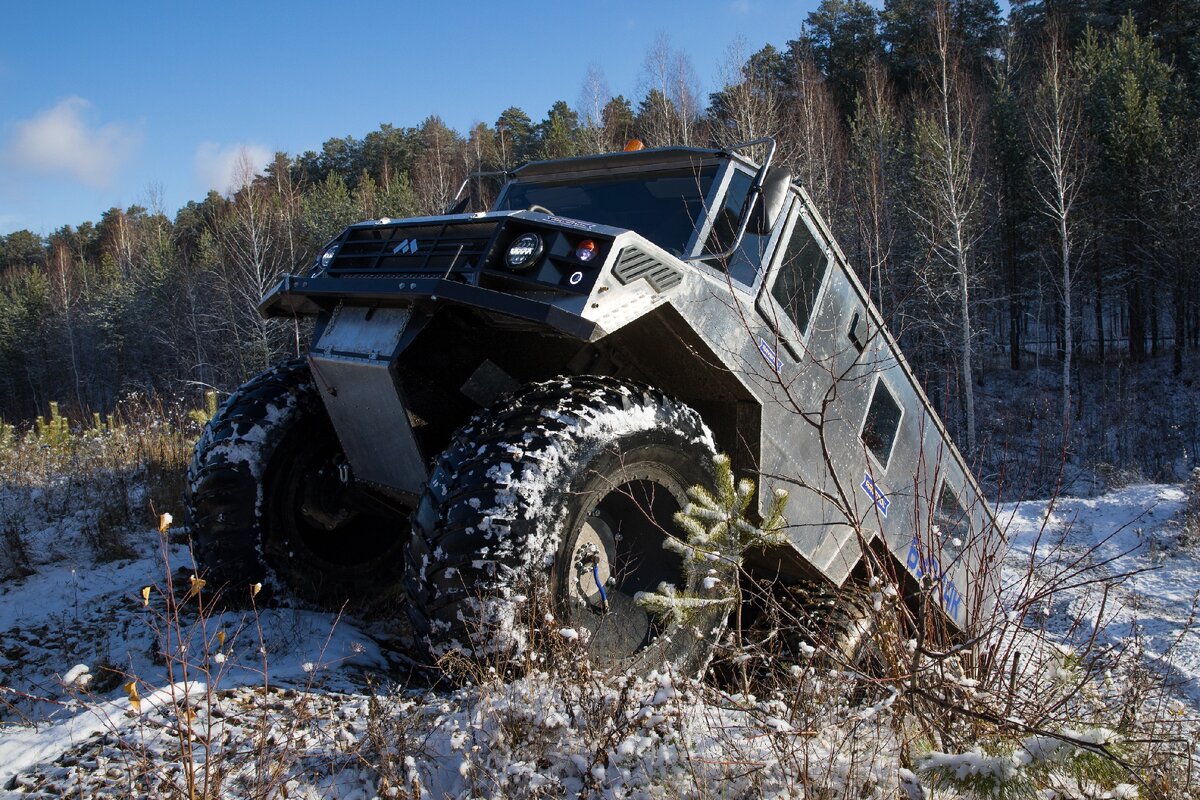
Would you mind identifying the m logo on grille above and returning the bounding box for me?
[393,238,419,255]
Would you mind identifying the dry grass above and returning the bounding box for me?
[0,396,197,570]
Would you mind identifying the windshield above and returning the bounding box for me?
[495,166,718,256]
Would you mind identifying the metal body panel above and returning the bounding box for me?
[310,306,426,499]
[571,182,996,625]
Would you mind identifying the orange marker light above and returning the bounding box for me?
[623,139,645,152]
[575,240,598,262]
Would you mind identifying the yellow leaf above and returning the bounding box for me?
[251,582,262,598]
[158,512,173,534]
[124,681,141,713]
[217,630,226,648]
[141,586,151,607]
[186,575,206,599]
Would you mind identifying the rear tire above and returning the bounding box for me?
[185,359,407,608]
[750,581,882,679]
[405,375,727,676]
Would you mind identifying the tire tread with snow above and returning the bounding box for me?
[186,359,314,598]
[768,581,879,670]
[186,359,405,607]
[405,375,727,675]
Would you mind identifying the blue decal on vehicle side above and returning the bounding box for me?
[906,537,963,620]
[861,471,890,517]
[757,336,783,373]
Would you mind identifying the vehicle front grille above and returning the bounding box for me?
[326,219,499,277]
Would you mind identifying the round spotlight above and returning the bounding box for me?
[319,244,339,269]
[506,232,544,270]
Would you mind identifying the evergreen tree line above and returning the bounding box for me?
[2,0,1199,463]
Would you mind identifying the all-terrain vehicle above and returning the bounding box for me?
[186,138,1001,673]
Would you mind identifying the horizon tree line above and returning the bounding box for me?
[1,0,1198,477]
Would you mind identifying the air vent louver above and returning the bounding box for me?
[612,247,683,292]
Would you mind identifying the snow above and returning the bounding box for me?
[998,482,1200,704]
[1,460,1198,795]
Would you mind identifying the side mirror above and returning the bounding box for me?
[752,167,792,235]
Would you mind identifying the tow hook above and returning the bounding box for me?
[337,463,351,484]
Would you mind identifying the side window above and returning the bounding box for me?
[769,212,828,336]
[860,379,902,469]
[934,483,971,551]
[707,169,769,286]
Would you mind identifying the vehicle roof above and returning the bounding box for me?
[511,145,755,180]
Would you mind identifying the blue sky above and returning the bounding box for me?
[0,0,830,236]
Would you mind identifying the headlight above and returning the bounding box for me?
[505,233,543,270]
[319,244,339,269]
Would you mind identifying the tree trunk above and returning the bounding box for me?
[1175,285,1186,377]
[1128,278,1145,362]
[1061,214,1072,432]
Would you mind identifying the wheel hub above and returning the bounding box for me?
[571,513,616,611]
[298,459,357,531]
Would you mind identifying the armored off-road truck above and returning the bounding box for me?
[186,138,1000,673]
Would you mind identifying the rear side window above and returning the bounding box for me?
[935,483,971,551]
[770,213,828,335]
[861,379,901,468]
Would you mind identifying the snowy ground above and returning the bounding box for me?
[0,479,1197,797]
[999,483,1200,708]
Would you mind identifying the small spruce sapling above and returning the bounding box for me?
[917,727,1132,800]
[637,454,788,629]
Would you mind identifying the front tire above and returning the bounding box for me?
[405,375,727,676]
[185,359,407,608]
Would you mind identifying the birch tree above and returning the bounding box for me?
[215,150,292,374]
[637,34,702,147]
[782,42,846,220]
[576,64,612,155]
[908,1,985,452]
[1029,25,1088,430]
[848,59,901,317]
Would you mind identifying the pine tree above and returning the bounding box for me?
[1075,15,1176,362]
[638,455,788,626]
[494,107,535,170]
[536,101,579,161]
[601,95,635,151]
[797,0,883,118]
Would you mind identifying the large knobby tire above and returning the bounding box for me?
[185,359,407,609]
[405,375,728,676]
[750,581,882,679]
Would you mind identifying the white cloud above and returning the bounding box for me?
[194,142,272,195]
[7,97,139,188]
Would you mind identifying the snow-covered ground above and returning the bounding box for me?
[1,479,1197,797]
[1000,483,1200,707]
